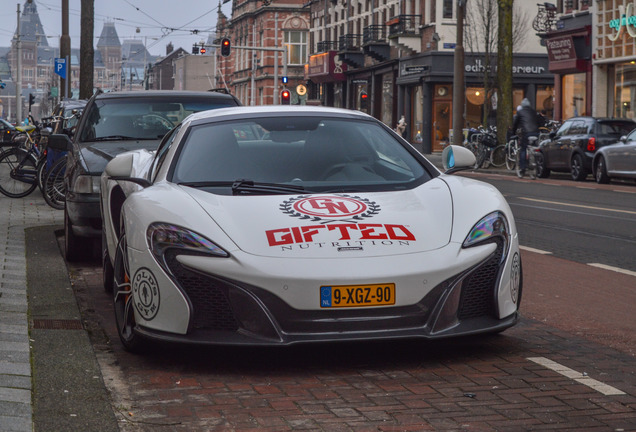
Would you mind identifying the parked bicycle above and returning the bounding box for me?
[42,155,66,210]
[464,126,505,169]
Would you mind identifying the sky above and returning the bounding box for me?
[0,0,233,57]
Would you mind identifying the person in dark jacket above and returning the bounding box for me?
[512,98,539,177]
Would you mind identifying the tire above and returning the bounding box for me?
[594,156,610,184]
[505,140,517,170]
[0,147,39,198]
[43,157,66,209]
[535,152,550,178]
[570,153,588,181]
[64,204,90,262]
[113,232,147,353]
[490,145,506,167]
[36,157,47,193]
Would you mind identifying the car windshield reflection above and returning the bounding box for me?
[172,116,430,193]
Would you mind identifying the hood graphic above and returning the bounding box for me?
[183,179,453,258]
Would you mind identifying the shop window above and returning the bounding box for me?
[615,62,636,119]
[536,85,554,119]
[562,73,587,119]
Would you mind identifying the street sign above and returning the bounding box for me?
[54,58,66,79]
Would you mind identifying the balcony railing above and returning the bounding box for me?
[339,34,363,51]
[387,15,421,37]
[316,40,339,52]
[363,25,387,44]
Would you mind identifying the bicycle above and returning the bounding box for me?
[505,135,519,171]
[466,126,505,169]
[0,120,47,198]
[515,136,539,179]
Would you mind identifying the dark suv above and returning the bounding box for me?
[48,90,240,261]
[536,117,636,181]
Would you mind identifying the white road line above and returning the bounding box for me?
[519,197,636,216]
[527,357,626,396]
[587,263,636,278]
[519,245,552,255]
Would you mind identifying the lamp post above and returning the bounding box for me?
[452,0,467,146]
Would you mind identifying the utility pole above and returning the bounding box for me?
[16,3,22,123]
[79,0,94,99]
[452,0,467,146]
[60,0,71,99]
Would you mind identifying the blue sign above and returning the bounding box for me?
[54,58,66,79]
[443,43,456,49]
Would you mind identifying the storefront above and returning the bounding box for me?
[306,51,347,107]
[397,52,554,153]
[593,0,636,120]
[543,12,592,121]
[345,62,399,129]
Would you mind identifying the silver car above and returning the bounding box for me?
[593,128,636,184]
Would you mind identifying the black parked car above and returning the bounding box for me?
[47,90,241,261]
[0,118,17,144]
[535,117,636,181]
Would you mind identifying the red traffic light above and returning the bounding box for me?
[281,89,291,105]
[360,93,368,100]
[221,38,231,57]
[200,47,207,54]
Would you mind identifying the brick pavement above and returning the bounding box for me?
[0,192,61,432]
[67,255,636,432]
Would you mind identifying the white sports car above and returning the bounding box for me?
[101,106,522,352]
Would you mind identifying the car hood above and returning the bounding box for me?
[181,178,455,258]
[78,140,160,174]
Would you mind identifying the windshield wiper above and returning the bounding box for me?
[179,179,311,195]
[91,135,139,141]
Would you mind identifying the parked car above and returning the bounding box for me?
[47,90,241,262]
[100,106,522,353]
[592,127,636,184]
[535,116,636,181]
[0,118,17,144]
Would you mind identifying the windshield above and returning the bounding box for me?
[171,116,430,193]
[79,96,237,142]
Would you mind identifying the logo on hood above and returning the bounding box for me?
[280,195,380,223]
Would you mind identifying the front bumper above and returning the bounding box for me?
[132,240,521,346]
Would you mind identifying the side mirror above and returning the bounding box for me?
[105,153,151,188]
[47,133,72,151]
[620,135,627,143]
[442,145,477,174]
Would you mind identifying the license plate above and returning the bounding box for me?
[320,283,396,308]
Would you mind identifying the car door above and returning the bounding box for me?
[609,129,636,174]
[562,120,588,167]
[545,120,572,169]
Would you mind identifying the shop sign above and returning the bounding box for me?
[546,36,576,62]
[307,52,346,82]
[608,1,636,41]
[403,65,428,74]
[464,59,546,74]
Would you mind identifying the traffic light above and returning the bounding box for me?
[192,44,199,54]
[29,93,35,108]
[200,47,207,54]
[359,91,368,110]
[221,38,231,57]
[281,89,291,105]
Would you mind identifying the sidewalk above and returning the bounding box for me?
[0,193,61,432]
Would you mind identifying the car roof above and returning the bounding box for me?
[185,105,373,123]
[566,116,636,123]
[95,90,238,101]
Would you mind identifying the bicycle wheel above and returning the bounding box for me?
[36,156,47,193]
[490,145,506,167]
[0,147,39,198]
[474,144,487,169]
[505,140,517,170]
[43,156,66,210]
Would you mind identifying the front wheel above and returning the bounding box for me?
[42,157,66,210]
[535,152,550,178]
[113,232,147,353]
[0,147,39,198]
[490,145,506,167]
[595,156,610,184]
[505,140,518,170]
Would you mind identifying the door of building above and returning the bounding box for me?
[432,85,452,152]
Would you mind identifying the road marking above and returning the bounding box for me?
[614,189,636,194]
[587,263,636,277]
[519,245,552,255]
[527,357,626,396]
[519,197,636,216]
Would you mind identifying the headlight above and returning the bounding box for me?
[72,174,101,194]
[147,223,229,269]
[463,211,509,255]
